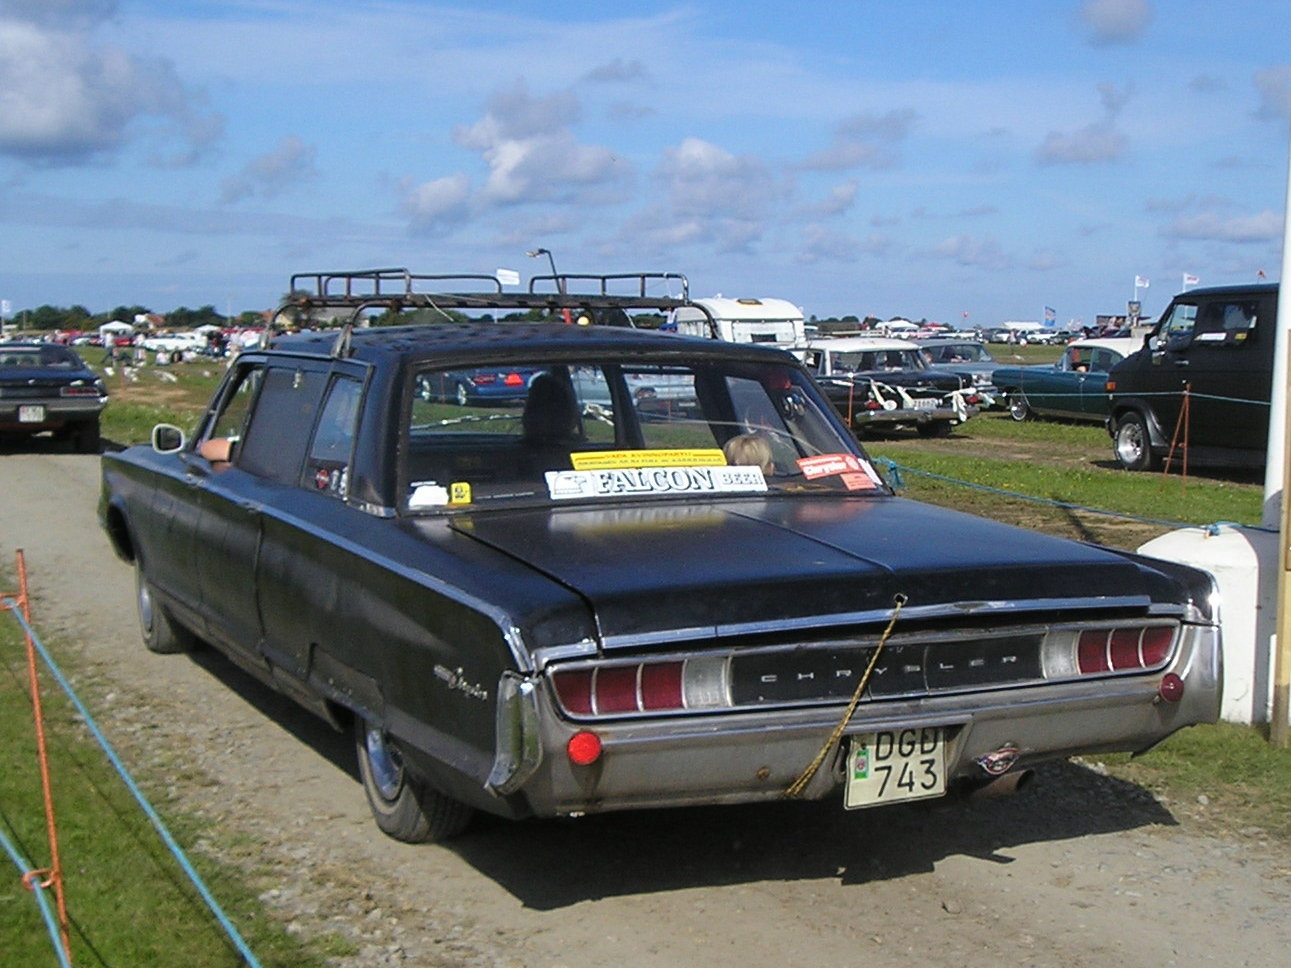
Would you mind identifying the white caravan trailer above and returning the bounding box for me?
[668,296,806,347]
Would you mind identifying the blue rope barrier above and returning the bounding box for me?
[999,387,1270,407]
[872,458,1269,535]
[0,826,73,968]
[0,598,264,968]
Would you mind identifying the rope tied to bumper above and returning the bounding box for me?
[784,593,907,799]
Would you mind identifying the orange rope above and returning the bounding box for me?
[13,549,73,963]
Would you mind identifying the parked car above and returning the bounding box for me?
[1107,283,1277,471]
[992,337,1137,423]
[915,337,1001,405]
[416,366,544,406]
[802,336,979,437]
[99,270,1221,843]
[0,342,107,451]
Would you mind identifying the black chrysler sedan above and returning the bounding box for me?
[0,342,107,452]
[98,271,1220,842]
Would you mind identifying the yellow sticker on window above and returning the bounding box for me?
[449,482,472,505]
[570,449,728,471]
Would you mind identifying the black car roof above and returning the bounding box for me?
[1173,282,1278,299]
[267,321,797,367]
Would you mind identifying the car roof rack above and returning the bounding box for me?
[277,269,714,359]
[280,268,697,319]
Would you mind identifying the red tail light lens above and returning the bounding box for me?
[595,667,639,714]
[503,371,526,386]
[1141,626,1173,666]
[552,669,593,715]
[551,658,727,718]
[1057,625,1177,679]
[640,663,684,710]
[1077,630,1111,674]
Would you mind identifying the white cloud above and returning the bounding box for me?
[799,110,918,171]
[582,58,649,84]
[1035,122,1127,165]
[1253,66,1291,123]
[220,136,318,205]
[657,137,774,221]
[795,224,863,265]
[1078,0,1154,46]
[931,234,1013,271]
[452,82,627,205]
[1163,209,1282,244]
[400,174,472,234]
[0,4,219,164]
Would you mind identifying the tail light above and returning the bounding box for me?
[60,385,102,397]
[552,657,729,718]
[1042,624,1176,679]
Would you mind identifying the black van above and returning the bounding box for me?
[1105,282,1278,471]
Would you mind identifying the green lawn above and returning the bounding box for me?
[0,596,346,967]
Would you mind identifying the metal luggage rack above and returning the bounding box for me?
[280,268,700,323]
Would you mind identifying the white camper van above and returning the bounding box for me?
[668,296,806,347]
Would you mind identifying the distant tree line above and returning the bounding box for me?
[2,303,264,331]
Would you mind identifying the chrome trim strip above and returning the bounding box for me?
[598,595,1161,650]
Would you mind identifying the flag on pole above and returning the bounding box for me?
[1183,273,1199,288]
[1134,275,1150,288]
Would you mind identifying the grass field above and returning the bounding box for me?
[0,591,345,966]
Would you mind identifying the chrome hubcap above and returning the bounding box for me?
[364,725,405,801]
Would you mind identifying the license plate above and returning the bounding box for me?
[910,397,937,410]
[845,726,946,809]
[18,405,46,423]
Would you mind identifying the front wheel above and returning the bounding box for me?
[1007,393,1031,421]
[1113,411,1157,471]
[354,718,473,843]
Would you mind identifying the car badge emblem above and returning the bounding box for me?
[976,744,1020,776]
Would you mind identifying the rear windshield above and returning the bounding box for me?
[402,356,885,512]
[0,346,82,369]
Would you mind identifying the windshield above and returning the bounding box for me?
[402,357,885,512]
[925,343,992,364]
[832,349,925,373]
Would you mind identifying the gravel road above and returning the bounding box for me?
[2,451,1288,968]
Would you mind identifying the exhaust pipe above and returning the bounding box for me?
[965,768,1034,802]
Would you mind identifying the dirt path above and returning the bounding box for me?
[2,452,1288,968]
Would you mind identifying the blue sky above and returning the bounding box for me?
[1,0,1289,327]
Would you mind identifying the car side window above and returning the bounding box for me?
[205,365,264,458]
[236,366,329,484]
[1089,349,1114,373]
[303,376,363,498]
[1158,303,1198,350]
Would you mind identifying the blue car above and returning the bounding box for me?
[416,366,542,406]
[993,337,1137,423]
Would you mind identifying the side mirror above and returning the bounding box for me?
[151,424,186,453]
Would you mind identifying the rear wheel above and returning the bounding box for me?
[136,565,197,654]
[1007,393,1031,421]
[1114,411,1157,471]
[454,381,470,406]
[354,717,473,843]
